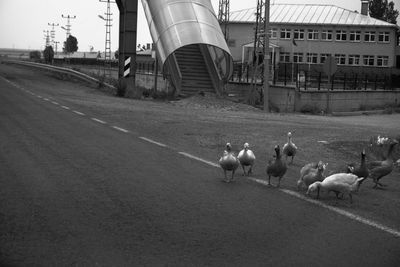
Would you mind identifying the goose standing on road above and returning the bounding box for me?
[219,143,240,183]
[283,132,298,164]
[238,142,256,176]
[266,145,287,187]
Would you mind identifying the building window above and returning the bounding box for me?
[307,29,319,40]
[293,52,303,63]
[320,53,331,63]
[321,30,333,41]
[335,54,346,65]
[378,32,390,43]
[348,55,360,65]
[363,55,375,66]
[349,31,361,42]
[307,53,318,64]
[377,56,389,67]
[364,31,376,42]
[294,29,305,40]
[336,30,347,41]
[280,29,291,39]
[279,52,290,62]
[269,28,278,39]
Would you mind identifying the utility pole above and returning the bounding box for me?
[43,30,50,47]
[99,0,115,77]
[48,22,59,47]
[218,0,230,41]
[251,0,270,112]
[54,41,60,55]
[61,14,76,38]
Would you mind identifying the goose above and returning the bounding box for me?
[237,142,256,176]
[282,132,297,164]
[347,149,369,189]
[219,143,240,183]
[306,173,366,204]
[368,139,399,188]
[266,145,287,187]
[297,161,327,190]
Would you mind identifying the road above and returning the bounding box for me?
[0,63,399,266]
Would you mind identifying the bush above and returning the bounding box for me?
[29,50,41,61]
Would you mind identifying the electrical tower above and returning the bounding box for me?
[43,30,50,47]
[99,0,115,76]
[251,0,270,111]
[218,0,230,41]
[61,14,76,38]
[48,22,59,47]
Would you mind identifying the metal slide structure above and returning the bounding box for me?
[141,0,233,96]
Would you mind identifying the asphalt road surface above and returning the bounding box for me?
[0,63,399,266]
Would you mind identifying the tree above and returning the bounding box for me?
[63,35,78,53]
[43,46,54,63]
[369,0,399,24]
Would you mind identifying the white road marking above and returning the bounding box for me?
[51,101,59,105]
[139,137,167,147]
[91,118,107,124]
[178,152,220,168]
[279,188,400,238]
[112,126,129,133]
[61,106,70,110]
[73,110,85,116]
[37,96,43,99]
[43,98,49,101]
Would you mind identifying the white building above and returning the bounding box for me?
[226,2,400,69]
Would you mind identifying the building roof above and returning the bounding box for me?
[230,4,398,28]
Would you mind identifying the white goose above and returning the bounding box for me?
[219,143,240,182]
[282,132,298,164]
[306,173,366,204]
[237,143,256,176]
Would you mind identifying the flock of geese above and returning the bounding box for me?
[219,132,399,204]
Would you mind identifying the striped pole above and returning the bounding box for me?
[124,56,131,77]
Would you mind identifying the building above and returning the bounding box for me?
[227,2,400,71]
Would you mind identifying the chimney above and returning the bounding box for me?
[361,0,369,16]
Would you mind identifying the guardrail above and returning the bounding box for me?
[1,59,116,93]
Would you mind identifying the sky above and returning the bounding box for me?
[1,0,399,52]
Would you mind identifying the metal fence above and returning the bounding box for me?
[230,62,400,91]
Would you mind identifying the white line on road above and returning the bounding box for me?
[178,152,220,168]
[112,126,129,133]
[43,98,49,101]
[73,110,85,116]
[91,118,107,124]
[139,137,167,147]
[279,188,400,238]
[61,106,70,110]
[51,101,59,105]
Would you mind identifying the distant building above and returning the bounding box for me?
[226,2,400,69]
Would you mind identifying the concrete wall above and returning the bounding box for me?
[227,82,400,113]
[135,73,174,95]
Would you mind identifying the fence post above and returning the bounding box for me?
[374,74,378,90]
[343,73,346,90]
[364,74,368,90]
[284,63,287,86]
[383,75,386,90]
[318,72,321,90]
[331,74,335,90]
[354,73,358,90]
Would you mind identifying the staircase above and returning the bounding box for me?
[174,44,215,95]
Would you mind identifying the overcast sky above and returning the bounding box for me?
[0,0,399,51]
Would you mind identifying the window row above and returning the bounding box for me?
[279,52,389,67]
[269,28,391,43]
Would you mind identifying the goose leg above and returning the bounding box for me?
[230,170,235,182]
[349,193,353,204]
[241,165,246,176]
[248,165,253,175]
[277,177,281,187]
[268,175,272,186]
